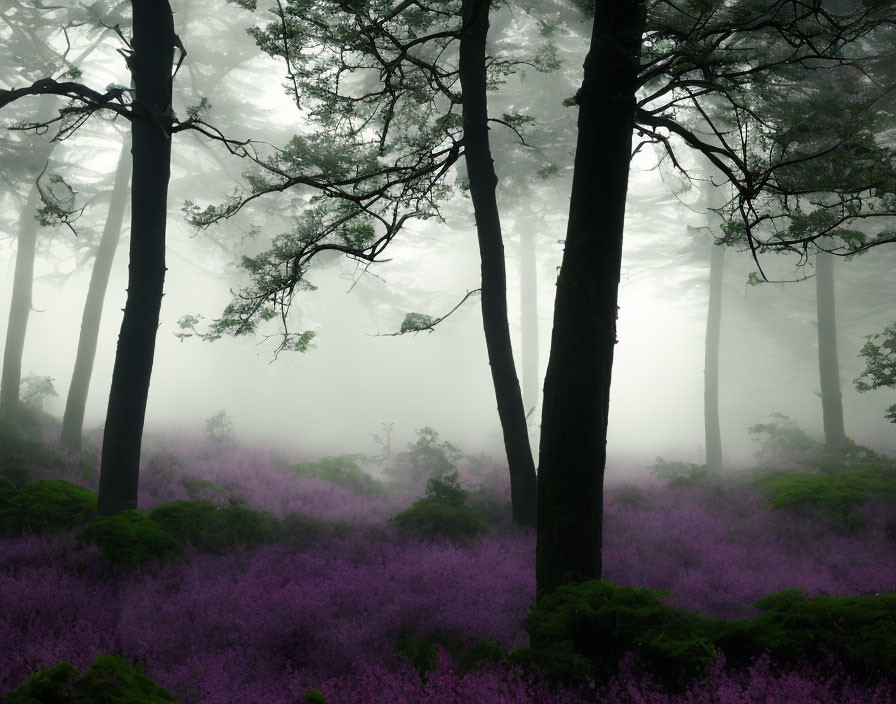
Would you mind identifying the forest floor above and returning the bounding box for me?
[1,419,895,703]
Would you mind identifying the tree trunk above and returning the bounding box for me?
[816,250,846,447]
[458,0,537,526]
[704,241,724,472]
[61,136,131,451]
[520,212,539,420]
[0,96,56,419]
[96,1,174,515]
[536,0,646,596]
[702,176,727,473]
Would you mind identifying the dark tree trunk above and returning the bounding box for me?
[459,0,537,526]
[816,250,846,447]
[96,1,174,515]
[0,96,56,419]
[520,212,539,418]
[704,241,724,473]
[61,137,131,451]
[536,0,646,596]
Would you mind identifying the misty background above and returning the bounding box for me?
[1,0,893,468]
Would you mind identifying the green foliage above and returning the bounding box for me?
[79,511,182,568]
[754,466,896,528]
[0,480,96,535]
[516,581,896,688]
[610,484,647,508]
[1,654,177,703]
[289,455,385,496]
[748,413,822,465]
[392,427,461,481]
[716,590,896,679]
[180,475,228,504]
[520,581,716,687]
[396,636,440,678]
[0,415,60,486]
[424,470,466,506]
[19,374,57,410]
[390,496,486,542]
[149,501,280,553]
[856,323,896,422]
[303,690,328,704]
[649,457,710,487]
[205,409,233,443]
[399,312,436,333]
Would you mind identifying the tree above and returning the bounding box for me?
[815,250,847,447]
[855,322,896,422]
[0,0,227,514]
[536,0,896,595]
[0,2,120,419]
[60,135,131,451]
[188,0,563,524]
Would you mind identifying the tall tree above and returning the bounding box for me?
[0,0,231,514]
[458,0,537,525]
[535,0,647,594]
[704,181,727,473]
[815,250,847,447]
[188,0,558,524]
[536,0,896,595]
[60,136,131,451]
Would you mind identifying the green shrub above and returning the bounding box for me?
[149,501,280,553]
[0,480,96,535]
[1,654,176,703]
[79,510,182,568]
[180,475,228,504]
[0,418,60,486]
[515,581,896,689]
[753,467,896,528]
[520,580,719,687]
[388,427,461,481]
[289,455,385,496]
[716,589,896,678]
[390,497,486,541]
[303,690,328,704]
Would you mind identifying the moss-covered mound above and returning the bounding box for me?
[179,475,228,504]
[1,654,177,703]
[149,500,281,553]
[514,581,896,688]
[289,455,385,496]
[0,480,96,535]
[754,466,896,528]
[390,496,486,542]
[79,510,183,568]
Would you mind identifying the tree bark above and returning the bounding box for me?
[0,96,56,419]
[704,241,724,473]
[96,1,174,515]
[816,250,846,447]
[536,0,646,596]
[459,0,537,526]
[520,211,540,419]
[61,136,131,451]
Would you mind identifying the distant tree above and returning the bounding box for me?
[188,0,569,525]
[855,323,896,423]
[0,2,121,419]
[535,0,896,595]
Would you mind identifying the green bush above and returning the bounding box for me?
[753,467,896,528]
[1,654,176,703]
[515,581,896,689]
[79,510,182,568]
[716,589,896,678]
[289,455,385,496]
[303,690,328,704]
[0,480,96,535]
[390,496,486,541]
[149,501,280,553]
[520,580,719,687]
[0,417,60,486]
[180,475,228,504]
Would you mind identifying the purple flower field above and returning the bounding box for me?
[2,435,895,703]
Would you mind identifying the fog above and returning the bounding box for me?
[2,0,894,475]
